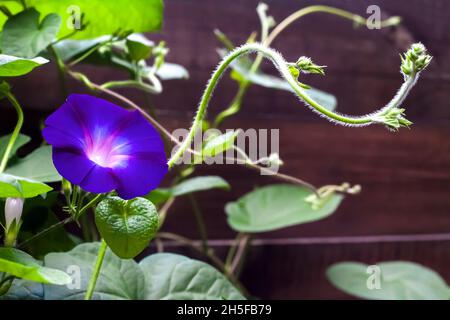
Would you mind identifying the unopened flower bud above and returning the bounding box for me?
[5,198,24,230]
[3,198,24,247]
[295,57,326,75]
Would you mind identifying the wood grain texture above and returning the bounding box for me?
[0,0,449,299]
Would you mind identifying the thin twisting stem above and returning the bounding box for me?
[18,217,73,249]
[167,42,418,168]
[215,5,400,126]
[265,5,399,47]
[0,92,24,174]
[84,239,108,300]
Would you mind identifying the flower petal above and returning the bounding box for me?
[79,165,117,194]
[114,155,168,200]
[42,126,85,149]
[52,147,95,185]
[68,94,130,142]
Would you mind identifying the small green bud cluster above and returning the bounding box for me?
[400,43,432,77]
[295,56,326,75]
[287,57,326,89]
[374,107,413,131]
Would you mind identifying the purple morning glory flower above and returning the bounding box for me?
[43,94,168,199]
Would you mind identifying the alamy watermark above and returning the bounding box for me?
[366,265,382,290]
[170,127,281,175]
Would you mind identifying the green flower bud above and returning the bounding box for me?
[4,198,24,247]
[295,56,326,75]
[400,43,432,77]
[373,107,413,131]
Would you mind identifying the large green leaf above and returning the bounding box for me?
[327,262,450,300]
[172,176,230,196]
[0,55,48,77]
[0,278,44,300]
[140,253,245,300]
[5,146,61,182]
[95,197,159,259]
[44,242,145,300]
[0,173,52,198]
[1,8,61,58]
[0,133,30,161]
[146,176,230,205]
[0,0,164,40]
[43,243,244,300]
[0,248,71,285]
[225,184,343,232]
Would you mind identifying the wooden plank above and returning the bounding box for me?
[156,119,450,239]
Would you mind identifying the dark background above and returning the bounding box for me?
[1,0,449,299]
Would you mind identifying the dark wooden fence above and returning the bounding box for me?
[1,0,449,298]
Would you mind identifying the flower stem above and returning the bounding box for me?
[101,78,162,94]
[84,239,108,300]
[18,216,73,249]
[0,91,24,174]
[76,194,104,219]
[48,45,68,97]
[265,5,400,47]
[188,194,209,253]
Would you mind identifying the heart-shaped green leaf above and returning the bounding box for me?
[95,197,159,259]
[0,248,71,285]
[327,261,450,300]
[0,55,48,77]
[41,243,245,300]
[6,146,61,182]
[0,133,30,161]
[225,184,343,232]
[0,173,52,198]
[1,8,61,58]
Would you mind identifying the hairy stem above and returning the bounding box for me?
[0,91,24,174]
[215,5,400,126]
[168,42,416,167]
